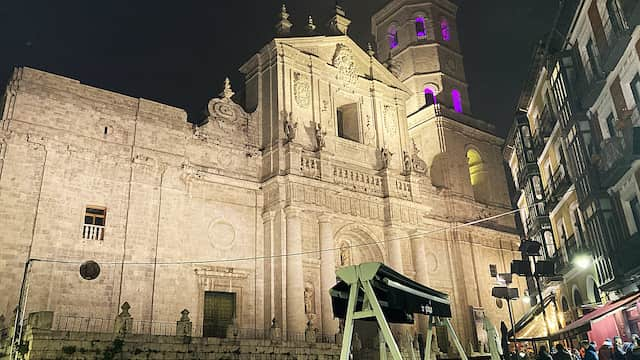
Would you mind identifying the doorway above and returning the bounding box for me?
[203,291,236,338]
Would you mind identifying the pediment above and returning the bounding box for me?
[274,36,410,96]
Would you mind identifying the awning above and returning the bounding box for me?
[509,294,556,337]
[550,292,640,340]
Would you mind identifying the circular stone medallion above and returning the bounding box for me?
[208,219,236,250]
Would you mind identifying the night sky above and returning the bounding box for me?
[0,0,559,137]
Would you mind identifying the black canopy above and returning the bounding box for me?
[329,262,452,324]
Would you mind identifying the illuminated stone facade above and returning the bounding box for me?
[0,0,524,354]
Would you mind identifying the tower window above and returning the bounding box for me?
[467,148,488,202]
[415,17,426,38]
[424,88,437,106]
[451,89,463,113]
[336,103,361,143]
[388,25,399,49]
[440,18,450,41]
[83,206,106,240]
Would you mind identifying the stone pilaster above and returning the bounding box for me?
[410,230,430,333]
[319,214,338,336]
[262,211,275,330]
[284,207,306,335]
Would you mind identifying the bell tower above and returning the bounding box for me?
[371,0,471,116]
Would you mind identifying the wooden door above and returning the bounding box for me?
[203,291,236,338]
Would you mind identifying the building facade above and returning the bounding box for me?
[0,0,524,354]
[505,0,640,344]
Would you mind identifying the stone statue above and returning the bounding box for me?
[411,139,428,175]
[304,287,315,314]
[483,317,502,360]
[339,243,351,266]
[380,146,393,169]
[283,112,298,143]
[403,151,412,174]
[315,122,326,150]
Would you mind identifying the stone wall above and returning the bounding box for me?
[0,329,340,360]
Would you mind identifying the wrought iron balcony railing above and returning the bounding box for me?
[545,162,572,209]
[596,107,640,187]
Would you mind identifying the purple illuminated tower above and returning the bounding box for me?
[371,0,472,116]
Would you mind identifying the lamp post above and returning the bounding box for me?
[512,240,555,348]
[490,267,519,346]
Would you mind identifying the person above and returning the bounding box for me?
[539,346,554,360]
[628,336,640,360]
[614,336,626,360]
[554,344,573,360]
[600,339,614,360]
[582,340,599,360]
[573,348,583,360]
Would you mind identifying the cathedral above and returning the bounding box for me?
[0,0,524,355]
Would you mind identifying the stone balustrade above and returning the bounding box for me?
[332,165,384,196]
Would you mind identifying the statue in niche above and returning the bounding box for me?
[403,151,412,175]
[380,146,393,169]
[315,122,326,151]
[339,243,352,266]
[304,286,315,314]
[283,111,298,143]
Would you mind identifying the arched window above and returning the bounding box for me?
[388,25,399,49]
[440,18,450,41]
[415,17,426,38]
[424,87,437,106]
[451,89,463,113]
[467,148,488,202]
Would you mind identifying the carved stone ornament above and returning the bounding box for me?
[332,44,358,86]
[411,139,428,175]
[364,115,376,145]
[380,146,393,170]
[283,111,298,143]
[383,105,398,135]
[202,78,257,150]
[294,72,311,108]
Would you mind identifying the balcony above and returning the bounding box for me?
[82,224,104,241]
[516,161,540,191]
[554,234,578,275]
[533,109,557,157]
[614,231,640,276]
[525,204,551,236]
[596,107,640,187]
[545,162,572,209]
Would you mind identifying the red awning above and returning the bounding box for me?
[551,292,640,339]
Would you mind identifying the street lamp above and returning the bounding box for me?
[573,253,591,269]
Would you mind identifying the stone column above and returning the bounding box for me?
[319,214,338,336]
[285,207,306,336]
[410,231,430,286]
[385,227,404,273]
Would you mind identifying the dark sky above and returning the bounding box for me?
[0,0,559,137]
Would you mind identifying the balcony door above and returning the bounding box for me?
[203,291,236,338]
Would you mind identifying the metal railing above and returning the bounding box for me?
[51,314,337,343]
[82,224,104,240]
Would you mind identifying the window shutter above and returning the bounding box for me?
[609,76,628,120]
[588,1,609,55]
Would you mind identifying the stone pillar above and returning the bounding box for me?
[319,214,338,336]
[410,231,430,286]
[285,207,306,336]
[385,227,404,273]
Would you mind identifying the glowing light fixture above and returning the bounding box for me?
[573,254,592,269]
[452,89,463,113]
[522,296,531,304]
[416,17,426,37]
[441,18,450,41]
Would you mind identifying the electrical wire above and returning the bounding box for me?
[28,206,525,267]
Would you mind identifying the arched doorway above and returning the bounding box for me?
[334,224,386,358]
